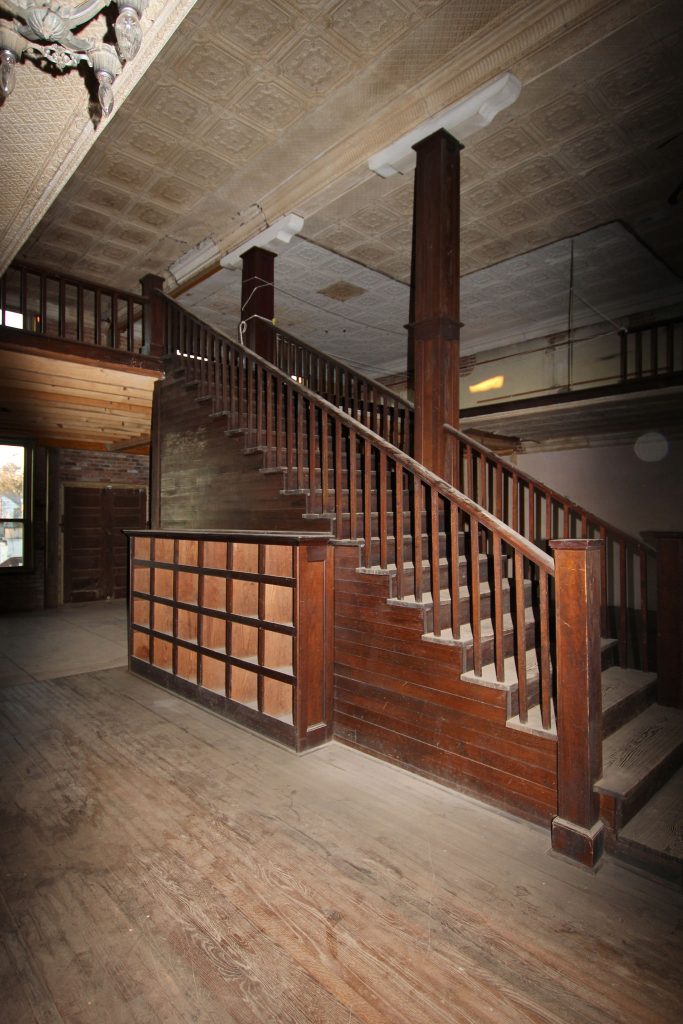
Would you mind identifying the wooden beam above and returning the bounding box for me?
[0,327,163,374]
[0,386,152,416]
[107,435,151,452]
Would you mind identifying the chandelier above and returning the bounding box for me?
[0,1,148,115]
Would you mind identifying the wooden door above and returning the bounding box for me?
[63,486,147,602]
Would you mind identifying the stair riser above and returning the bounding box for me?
[602,681,657,738]
[456,620,541,673]
[598,738,683,831]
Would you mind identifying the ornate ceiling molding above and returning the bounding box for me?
[0,0,198,276]
[205,0,628,271]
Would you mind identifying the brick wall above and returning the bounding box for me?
[58,449,149,487]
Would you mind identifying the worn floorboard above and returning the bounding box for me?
[1,654,681,1023]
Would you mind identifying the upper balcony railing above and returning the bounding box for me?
[462,316,683,414]
[0,260,152,354]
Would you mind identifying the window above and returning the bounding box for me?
[0,444,30,568]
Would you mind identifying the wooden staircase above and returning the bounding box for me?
[155,296,683,880]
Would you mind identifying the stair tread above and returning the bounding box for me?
[601,665,658,714]
[596,705,683,798]
[618,765,683,865]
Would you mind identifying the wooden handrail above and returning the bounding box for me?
[445,421,653,669]
[1,260,148,353]
[265,318,657,559]
[9,260,148,306]
[271,323,413,408]
[268,322,414,454]
[166,296,553,575]
[164,293,557,726]
[239,312,651,668]
[444,423,653,556]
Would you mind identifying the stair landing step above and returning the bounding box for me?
[595,704,683,802]
[601,665,657,736]
[615,765,683,885]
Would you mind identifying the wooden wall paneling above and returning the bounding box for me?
[155,377,330,533]
[332,544,557,826]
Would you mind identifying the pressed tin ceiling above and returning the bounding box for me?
[0,0,199,274]
[2,0,682,372]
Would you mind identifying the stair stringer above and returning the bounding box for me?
[155,375,332,533]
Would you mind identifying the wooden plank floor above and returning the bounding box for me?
[1,664,682,1024]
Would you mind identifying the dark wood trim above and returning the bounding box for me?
[240,247,276,362]
[652,532,683,708]
[140,274,166,357]
[149,384,162,529]
[410,128,463,481]
[0,327,164,373]
[45,446,61,608]
[550,539,605,868]
[461,372,683,420]
[10,260,149,305]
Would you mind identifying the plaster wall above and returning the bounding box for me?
[516,437,683,541]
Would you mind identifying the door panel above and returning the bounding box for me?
[63,486,147,602]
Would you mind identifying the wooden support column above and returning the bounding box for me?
[140,274,165,357]
[550,539,605,868]
[652,532,683,708]
[240,247,275,362]
[149,383,162,529]
[409,129,462,484]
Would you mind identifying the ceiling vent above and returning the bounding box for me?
[317,281,367,302]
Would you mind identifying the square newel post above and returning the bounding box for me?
[550,539,605,868]
[652,532,683,708]
[140,274,166,357]
[409,129,462,485]
[240,247,276,363]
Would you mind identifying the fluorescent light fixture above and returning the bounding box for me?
[368,72,521,178]
[170,237,220,284]
[220,214,305,269]
[468,375,505,394]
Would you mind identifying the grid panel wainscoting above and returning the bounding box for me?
[127,531,334,751]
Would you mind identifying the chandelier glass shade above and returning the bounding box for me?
[0,0,148,114]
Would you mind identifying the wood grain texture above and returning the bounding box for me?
[1,665,681,1024]
[156,377,330,533]
[333,545,558,825]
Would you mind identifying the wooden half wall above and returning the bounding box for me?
[154,376,330,533]
[333,544,558,826]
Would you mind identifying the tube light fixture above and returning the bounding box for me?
[368,73,522,178]
[220,214,305,269]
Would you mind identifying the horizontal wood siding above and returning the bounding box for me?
[156,377,329,533]
[333,545,558,825]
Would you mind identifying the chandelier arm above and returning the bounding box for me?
[23,39,90,66]
[13,21,98,52]
[0,1,27,21]
[64,1,114,30]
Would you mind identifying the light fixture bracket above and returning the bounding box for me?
[368,72,522,177]
[220,214,305,269]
